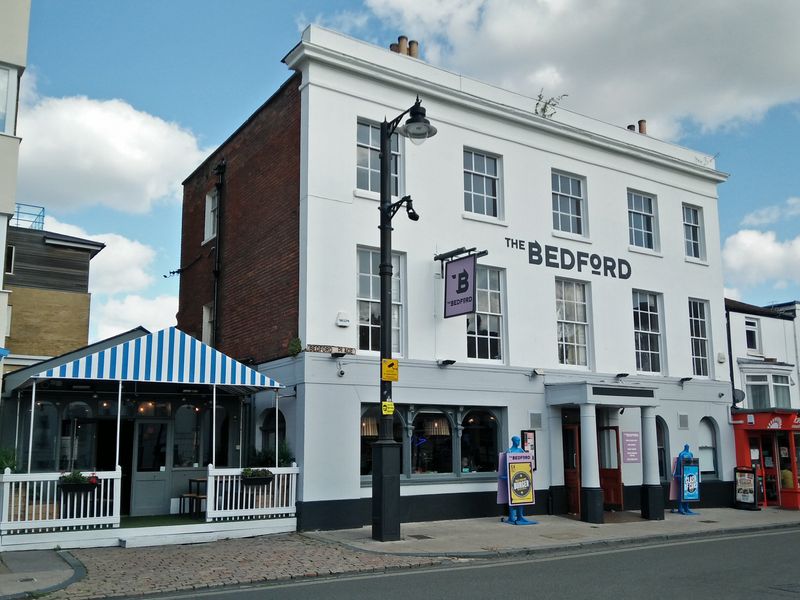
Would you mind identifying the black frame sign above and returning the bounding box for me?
[444,254,476,318]
[520,430,537,470]
[734,466,760,511]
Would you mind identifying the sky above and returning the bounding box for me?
[17,0,800,341]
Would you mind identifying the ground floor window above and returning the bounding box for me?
[698,417,718,477]
[360,404,503,480]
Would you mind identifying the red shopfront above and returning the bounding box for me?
[732,410,800,510]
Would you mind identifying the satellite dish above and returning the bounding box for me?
[732,389,746,405]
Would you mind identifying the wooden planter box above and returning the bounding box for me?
[59,482,98,494]
[240,476,274,487]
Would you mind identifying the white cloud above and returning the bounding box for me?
[363,0,800,139]
[17,76,209,214]
[722,230,800,287]
[92,295,178,342]
[297,10,370,35]
[43,217,155,295]
[741,197,800,226]
[724,287,741,301]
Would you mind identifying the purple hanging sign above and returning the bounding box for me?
[444,254,477,318]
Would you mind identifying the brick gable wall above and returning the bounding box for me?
[177,74,301,364]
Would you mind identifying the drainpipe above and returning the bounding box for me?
[725,306,736,407]
[212,159,226,348]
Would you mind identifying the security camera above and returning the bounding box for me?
[337,369,345,377]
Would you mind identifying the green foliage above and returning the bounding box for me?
[250,439,295,467]
[241,467,273,478]
[288,337,303,356]
[534,88,568,119]
[59,470,89,484]
[0,448,17,473]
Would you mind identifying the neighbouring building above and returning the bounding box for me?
[0,0,31,353]
[726,298,800,509]
[177,26,734,530]
[4,204,105,373]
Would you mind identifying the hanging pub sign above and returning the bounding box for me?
[444,254,477,318]
[506,452,535,506]
[680,457,701,503]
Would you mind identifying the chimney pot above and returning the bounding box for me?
[408,40,419,58]
[627,124,636,131]
[638,119,647,135]
[398,35,409,55]
[389,43,399,53]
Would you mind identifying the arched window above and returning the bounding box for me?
[656,416,669,481]
[360,406,403,476]
[411,411,453,474]
[261,408,287,455]
[698,417,718,478]
[174,405,202,467]
[61,401,94,471]
[460,410,498,472]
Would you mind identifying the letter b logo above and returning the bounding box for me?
[456,269,469,294]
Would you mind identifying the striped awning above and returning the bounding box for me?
[33,327,280,388]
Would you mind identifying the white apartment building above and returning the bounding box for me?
[179,26,734,529]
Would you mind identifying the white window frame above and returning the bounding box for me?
[203,189,218,244]
[627,190,659,251]
[357,247,404,356]
[356,120,401,198]
[632,290,663,373]
[0,65,19,136]
[552,170,587,237]
[467,265,504,362]
[744,371,793,409]
[688,299,710,377]
[698,417,718,478]
[201,303,214,345]
[463,148,502,219]
[555,278,591,367]
[683,204,706,261]
[745,318,761,354]
[5,304,11,338]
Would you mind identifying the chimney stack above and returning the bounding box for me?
[627,124,636,131]
[408,40,419,58]
[398,35,409,55]
[389,42,399,53]
[638,119,647,135]
[389,35,419,57]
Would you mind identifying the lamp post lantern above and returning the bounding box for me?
[373,97,436,541]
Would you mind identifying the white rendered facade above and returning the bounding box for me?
[0,0,31,352]
[252,26,734,527]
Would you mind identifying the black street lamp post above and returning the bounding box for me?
[372,98,436,541]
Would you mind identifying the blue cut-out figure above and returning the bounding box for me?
[674,444,697,515]
[502,436,536,525]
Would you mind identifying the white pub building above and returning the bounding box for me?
[176,26,734,530]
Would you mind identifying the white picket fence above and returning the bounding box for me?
[0,468,121,534]
[206,465,299,522]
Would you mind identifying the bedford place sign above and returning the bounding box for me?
[505,237,632,279]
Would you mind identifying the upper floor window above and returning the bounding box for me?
[683,204,705,260]
[463,149,500,218]
[552,171,586,235]
[744,373,792,409]
[467,266,503,360]
[632,290,662,373]
[555,279,589,366]
[203,189,218,243]
[628,191,658,250]
[0,66,17,135]
[688,299,710,377]
[357,121,399,195]
[357,247,402,354]
[5,245,14,274]
[745,318,761,353]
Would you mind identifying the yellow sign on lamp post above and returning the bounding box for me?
[381,359,398,382]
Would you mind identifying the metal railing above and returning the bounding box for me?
[10,203,45,230]
[206,465,299,522]
[0,468,121,534]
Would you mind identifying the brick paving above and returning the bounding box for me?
[45,533,445,599]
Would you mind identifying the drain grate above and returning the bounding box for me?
[408,534,433,540]
[698,520,718,524]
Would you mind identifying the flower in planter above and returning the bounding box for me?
[59,470,91,484]
[241,468,273,479]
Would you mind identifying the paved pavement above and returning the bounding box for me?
[2,507,800,599]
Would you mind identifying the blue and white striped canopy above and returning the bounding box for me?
[33,327,280,388]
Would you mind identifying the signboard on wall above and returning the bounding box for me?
[444,254,476,318]
[622,432,641,463]
[734,466,760,511]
